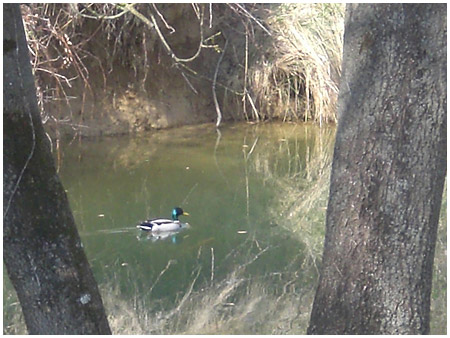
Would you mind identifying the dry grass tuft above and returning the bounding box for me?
[102,265,313,334]
[248,4,344,124]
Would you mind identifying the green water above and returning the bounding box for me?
[60,123,333,300]
[59,122,335,333]
[4,122,445,334]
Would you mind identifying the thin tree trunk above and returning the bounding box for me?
[308,4,446,334]
[3,4,111,334]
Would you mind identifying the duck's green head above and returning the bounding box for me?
[172,207,189,221]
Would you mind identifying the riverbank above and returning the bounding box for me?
[23,4,344,138]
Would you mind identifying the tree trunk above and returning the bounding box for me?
[3,4,111,334]
[307,4,446,335]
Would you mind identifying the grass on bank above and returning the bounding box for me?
[248,3,344,124]
[21,4,344,129]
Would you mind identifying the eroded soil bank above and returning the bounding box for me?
[23,4,344,137]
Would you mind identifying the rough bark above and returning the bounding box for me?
[3,4,111,334]
[307,4,446,335]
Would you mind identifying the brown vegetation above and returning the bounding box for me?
[21,4,344,137]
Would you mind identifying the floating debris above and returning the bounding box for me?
[237,230,247,234]
[79,293,91,305]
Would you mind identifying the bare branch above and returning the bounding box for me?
[152,4,175,34]
[124,3,204,64]
[213,38,229,127]
[234,4,272,36]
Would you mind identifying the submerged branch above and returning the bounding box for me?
[165,266,202,320]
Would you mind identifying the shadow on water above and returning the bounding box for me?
[3,122,446,334]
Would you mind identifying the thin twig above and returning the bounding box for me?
[81,5,131,20]
[242,137,260,218]
[213,38,228,127]
[146,259,176,297]
[242,25,249,120]
[181,182,198,205]
[152,4,175,33]
[191,3,201,20]
[178,61,244,96]
[209,3,213,28]
[213,128,228,182]
[124,4,204,64]
[247,93,260,121]
[166,266,202,319]
[234,4,272,36]
[141,31,148,91]
[236,245,272,273]
[35,67,74,87]
[247,137,259,160]
[180,71,198,95]
[210,247,215,283]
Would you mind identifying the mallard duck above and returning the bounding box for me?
[137,207,189,232]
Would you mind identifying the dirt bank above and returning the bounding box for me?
[23,4,343,137]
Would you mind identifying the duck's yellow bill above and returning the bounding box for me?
[183,211,190,216]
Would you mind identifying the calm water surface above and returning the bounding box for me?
[57,122,335,333]
[2,123,335,334]
[3,122,445,334]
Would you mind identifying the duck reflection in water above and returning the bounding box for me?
[137,228,190,243]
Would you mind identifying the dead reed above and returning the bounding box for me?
[247,4,344,124]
